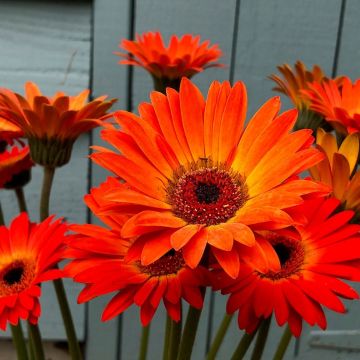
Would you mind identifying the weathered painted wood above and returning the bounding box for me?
[296,2,360,358]
[118,2,237,359]
[0,0,91,341]
[209,1,344,359]
[89,0,130,359]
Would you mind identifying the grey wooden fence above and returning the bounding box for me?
[1,0,360,359]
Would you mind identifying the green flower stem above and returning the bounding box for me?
[230,330,257,360]
[53,278,82,360]
[138,324,151,360]
[163,316,172,360]
[15,187,28,213]
[272,325,292,360]
[251,317,272,360]
[168,318,182,360]
[206,313,234,360]
[0,202,4,226]
[27,323,45,360]
[176,306,203,360]
[39,165,82,360]
[10,323,29,360]
[40,166,55,221]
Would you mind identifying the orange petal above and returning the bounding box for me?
[212,247,240,279]
[206,226,233,251]
[182,229,207,268]
[170,224,203,250]
[220,223,255,246]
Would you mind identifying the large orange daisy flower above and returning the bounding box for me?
[0,213,66,330]
[117,32,223,92]
[269,61,342,131]
[0,82,116,167]
[90,78,328,279]
[0,145,33,189]
[310,129,360,218]
[212,197,360,337]
[66,180,207,325]
[302,77,360,135]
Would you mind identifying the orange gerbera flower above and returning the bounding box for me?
[0,213,66,329]
[269,61,342,131]
[303,77,360,135]
[0,82,116,167]
[0,145,33,189]
[310,129,360,218]
[90,78,328,279]
[66,180,208,324]
[213,197,360,337]
[117,32,223,92]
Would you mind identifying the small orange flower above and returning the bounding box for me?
[310,129,360,218]
[0,213,66,330]
[0,82,116,167]
[0,145,33,189]
[212,198,360,337]
[269,61,343,131]
[303,77,360,135]
[117,32,223,92]
[90,78,329,279]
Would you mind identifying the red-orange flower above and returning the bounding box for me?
[117,32,223,91]
[302,77,360,135]
[212,198,360,336]
[66,180,207,325]
[0,213,66,330]
[269,61,343,131]
[0,145,33,189]
[90,78,328,279]
[0,82,116,167]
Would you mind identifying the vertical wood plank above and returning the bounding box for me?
[88,0,130,359]
[118,2,237,359]
[209,1,343,359]
[0,0,91,341]
[296,2,360,357]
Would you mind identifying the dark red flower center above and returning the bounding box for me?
[0,260,36,296]
[139,250,185,277]
[261,235,305,280]
[167,164,248,226]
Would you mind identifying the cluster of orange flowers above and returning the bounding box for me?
[0,31,360,359]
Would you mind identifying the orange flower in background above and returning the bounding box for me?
[117,32,223,92]
[0,213,66,330]
[90,78,328,279]
[269,61,343,131]
[213,197,360,337]
[66,224,208,325]
[269,61,341,110]
[0,82,116,167]
[303,77,360,135]
[0,145,33,189]
[310,129,360,218]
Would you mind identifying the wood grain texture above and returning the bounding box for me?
[118,2,237,359]
[210,1,344,359]
[88,0,130,359]
[0,0,91,340]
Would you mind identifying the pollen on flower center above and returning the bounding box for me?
[261,236,305,280]
[0,260,36,296]
[167,162,248,226]
[138,250,185,277]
